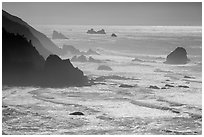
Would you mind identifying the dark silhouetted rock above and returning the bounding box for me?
[97,65,112,71]
[149,85,160,89]
[111,33,117,37]
[3,28,88,87]
[161,87,167,89]
[52,30,68,39]
[69,112,84,115]
[165,84,174,87]
[2,10,66,58]
[43,55,88,87]
[87,28,106,34]
[2,28,45,86]
[87,28,96,34]
[119,84,136,88]
[97,29,106,34]
[164,47,190,64]
[178,85,189,88]
[184,76,195,79]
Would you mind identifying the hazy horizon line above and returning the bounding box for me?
[34,24,202,27]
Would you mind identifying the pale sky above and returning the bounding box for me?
[2,2,202,26]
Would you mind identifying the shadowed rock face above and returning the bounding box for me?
[164,47,190,64]
[52,30,68,39]
[43,55,88,87]
[2,10,66,58]
[2,28,45,86]
[2,28,88,87]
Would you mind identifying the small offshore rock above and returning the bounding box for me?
[69,112,84,115]
[161,87,167,89]
[119,84,136,88]
[178,85,189,88]
[184,76,195,79]
[165,84,174,87]
[111,33,117,37]
[97,65,112,71]
[149,85,160,89]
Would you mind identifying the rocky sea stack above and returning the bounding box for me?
[164,47,190,64]
[97,65,112,71]
[52,30,68,39]
[87,28,106,34]
[111,33,117,37]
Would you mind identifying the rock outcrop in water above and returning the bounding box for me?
[52,30,68,39]
[71,55,87,62]
[87,28,106,34]
[164,47,190,64]
[149,85,160,89]
[69,112,84,115]
[111,33,117,37]
[62,45,100,55]
[119,84,136,88]
[71,55,102,63]
[97,65,112,71]
[2,28,88,87]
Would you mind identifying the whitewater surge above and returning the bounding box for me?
[3,25,202,135]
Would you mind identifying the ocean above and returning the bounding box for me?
[35,25,202,74]
[35,25,201,59]
[3,25,202,134]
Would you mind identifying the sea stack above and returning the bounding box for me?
[52,30,68,39]
[97,65,112,71]
[87,29,106,34]
[111,33,117,37]
[164,47,190,64]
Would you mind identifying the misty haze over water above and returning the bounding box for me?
[2,2,202,135]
